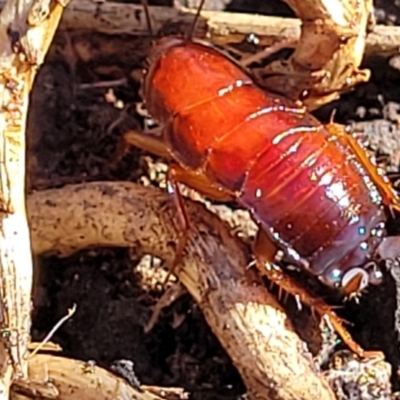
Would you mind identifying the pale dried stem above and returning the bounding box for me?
[0,0,67,397]
[26,182,336,400]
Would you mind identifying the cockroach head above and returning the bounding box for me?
[139,37,185,105]
[140,37,186,102]
[146,37,185,69]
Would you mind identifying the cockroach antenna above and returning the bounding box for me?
[187,0,206,41]
[141,0,154,38]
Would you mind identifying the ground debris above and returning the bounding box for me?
[324,350,392,400]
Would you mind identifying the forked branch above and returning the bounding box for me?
[27,182,336,400]
[30,0,399,60]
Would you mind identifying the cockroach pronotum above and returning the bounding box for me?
[122,0,400,358]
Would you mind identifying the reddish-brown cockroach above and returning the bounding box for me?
[123,0,400,358]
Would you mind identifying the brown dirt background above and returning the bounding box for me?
[26,0,400,398]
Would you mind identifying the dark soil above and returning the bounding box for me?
[27,0,400,399]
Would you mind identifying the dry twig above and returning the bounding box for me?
[23,0,397,60]
[11,353,171,400]
[27,181,336,400]
[0,0,68,397]
[14,0,400,110]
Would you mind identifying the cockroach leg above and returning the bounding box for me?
[166,165,234,203]
[121,128,233,202]
[163,163,233,283]
[253,230,385,360]
[121,129,231,201]
[163,164,192,285]
[122,128,172,160]
[110,134,131,165]
[111,127,171,167]
[119,127,234,282]
[240,38,297,67]
[327,122,400,212]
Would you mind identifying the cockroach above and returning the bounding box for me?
[123,0,400,358]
